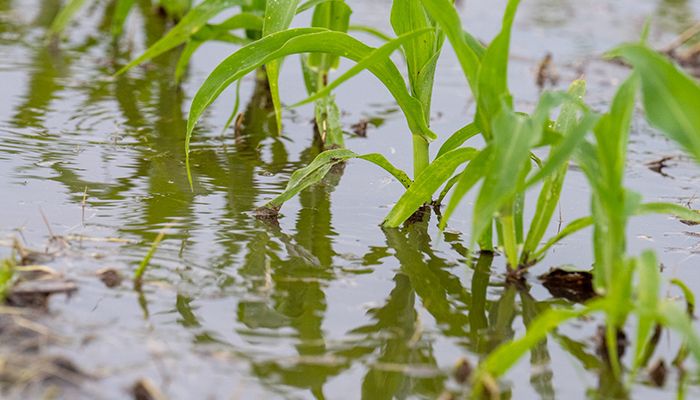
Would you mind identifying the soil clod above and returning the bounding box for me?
[648,359,667,387]
[254,205,281,222]
[97,268,123,288]
[351,119,369,137]
[453,357,472,384]
[132,378,167,400]
[539,268,596,303]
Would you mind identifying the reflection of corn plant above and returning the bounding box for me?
[50,0,194,37]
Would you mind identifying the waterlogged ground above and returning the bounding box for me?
[0,0,699,399]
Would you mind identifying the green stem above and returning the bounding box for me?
[412,134,429,179]
[500,203,519,269]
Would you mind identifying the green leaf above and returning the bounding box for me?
[632,250,660,374]
[521,81,594,263]
[477,302,601,380]
[438,146,491,230]
[308,0,352,70]
[670,278,695,316]
[49,0,88,35]
[348,25,394,42]
[532,216,593,261]
[391,0,441,114]
[383,147,479,227]
[475,0,520,130]
[290,27,434,136]
[636,202,700,223]
[117,0,246,75]
[436,122,480,158]
[262,149,411,209]
[420,0,481,94]
[656,302,700,364]
[609,44,700,163]
[185,28,435,187]
[472,92,559,243]
[263,0,302,134]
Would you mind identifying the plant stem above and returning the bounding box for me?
[500,202,519,269]
[412,134,429,178]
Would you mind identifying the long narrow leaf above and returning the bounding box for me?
[262,149,411,210]
[263,0,302,133]
[436,123,480,158]
[609,44,700,163]
[383,147,479,227]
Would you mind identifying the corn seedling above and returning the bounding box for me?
[469,53,700,392]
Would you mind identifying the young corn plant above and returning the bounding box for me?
[383,0,597,271]
[181,0,451,199]
[467,49,700,394]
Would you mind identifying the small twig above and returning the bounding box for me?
[663,22,700,53]
[38,208,55,240]
[81,186,88,227]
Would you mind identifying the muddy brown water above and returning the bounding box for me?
[0,0,699,399]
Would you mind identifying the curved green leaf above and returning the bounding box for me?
[262,149,410,209]
[185,28,435,186]
[436,122,480,158]
[532,216,593,261]
[383,147,479,227]
[636,202,700,223]
[263,0,302,133]
[348,24,394,42]
[290,28,433,119]
[438,146,491,231]
[609,44,700,163]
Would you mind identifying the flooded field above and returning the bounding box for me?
[0,0,699,399]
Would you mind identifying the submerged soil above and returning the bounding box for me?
[0,0,699,399]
